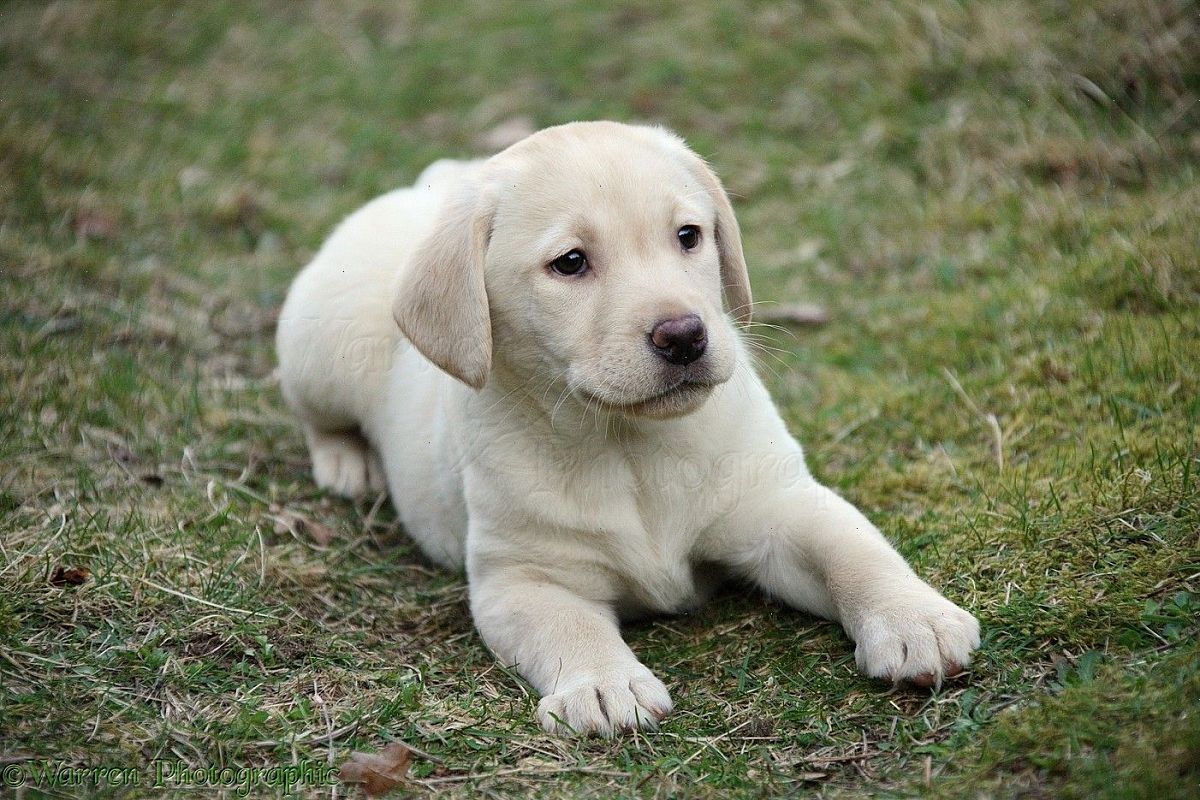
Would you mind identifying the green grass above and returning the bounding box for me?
[1,0,1197,797]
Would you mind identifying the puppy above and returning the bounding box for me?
[276,121,980,736]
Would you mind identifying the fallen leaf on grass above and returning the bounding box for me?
[33,314,82,342]
[72,210,115,241]
[339,742,413,796]
[1041,357,1072,383]
[741,716,776,738]
[50,566,91,586]
[208,296,279,339]
[107,442,138,465]
[212,187,264,231]
[268,506,335,546]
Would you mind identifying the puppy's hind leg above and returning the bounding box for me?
[303,425,386,499]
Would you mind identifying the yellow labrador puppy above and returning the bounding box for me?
[276,121,980,736]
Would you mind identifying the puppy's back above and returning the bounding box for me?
[275,160,481,431]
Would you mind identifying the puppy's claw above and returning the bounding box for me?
[910,672,937,688]
[853,589,980,689]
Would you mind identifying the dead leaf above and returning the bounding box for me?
[741,716,776,738]
[631,89,662,116]
[1041,357,1072,383]
[269,508,335,546]
[304,519,334,547]
[73,210,115,241]
[319,165,347,187]
[208,296,278,339]
[50,566,91,586]
[755,303,830,326]
[339,742,413,796]
[33,315,82,342]
[212,187,264,231]
[107,442,138,465]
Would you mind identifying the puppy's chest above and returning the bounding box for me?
[581,450,723,614]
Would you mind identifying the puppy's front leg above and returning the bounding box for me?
[719,482,980,686]
[469,566,672,736]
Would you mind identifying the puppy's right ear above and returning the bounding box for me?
[393,184,496,389]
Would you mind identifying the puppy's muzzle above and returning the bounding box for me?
[649,314,707,366]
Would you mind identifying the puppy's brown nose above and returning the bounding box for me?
[650,314,707,366]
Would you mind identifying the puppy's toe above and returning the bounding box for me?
[537,667,672,737]
[853,589,980,688]
[307,429,382,499]
[628,673,673,721]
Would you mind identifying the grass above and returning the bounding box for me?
[1,0,1197,796]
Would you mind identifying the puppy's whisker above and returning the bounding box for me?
[744,320,799,341]
[743,340,793,369]
[744,352,784,384]
[550,381,575,429]
[739,333,792,353]
[481,376,546,436]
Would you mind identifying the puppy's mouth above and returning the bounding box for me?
[581,377,717,419]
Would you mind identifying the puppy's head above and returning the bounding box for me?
[394,121,752,420]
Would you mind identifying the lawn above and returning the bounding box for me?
[1,1,1197,797]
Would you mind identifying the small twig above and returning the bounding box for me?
[0,754,36,766]
[418,766,629,786]
[362,490,388,532]
[985,413,1004,471]
[830,408,881,445]
[314,680,336,773]
[942,368,1004,470]
[140,577,279,619]
[250,719,360,749]
[796,752,870,765]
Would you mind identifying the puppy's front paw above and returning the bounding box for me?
[852,589,980,688]
[307,429,386,498]
[537,666,672,737]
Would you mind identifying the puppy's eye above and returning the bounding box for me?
[550,249,588,276]
[677,225,701,251]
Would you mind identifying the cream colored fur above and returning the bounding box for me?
[276,121,980,737]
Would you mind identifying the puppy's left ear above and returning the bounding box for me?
[393,183,497,389]
[689,158,753,325]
